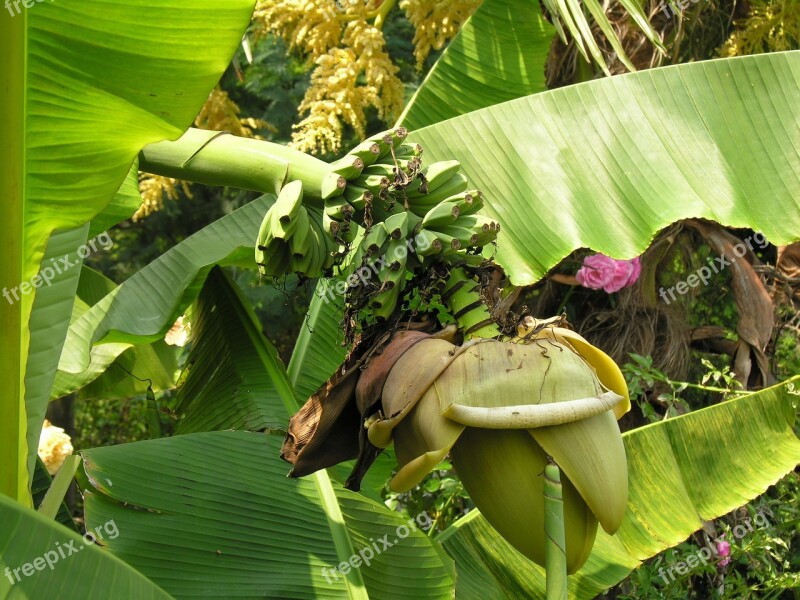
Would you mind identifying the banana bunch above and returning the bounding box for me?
[321,128,478,224]
[286,127,500,320]
[255,180,337,279]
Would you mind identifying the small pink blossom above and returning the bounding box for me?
[575,254,642,293]
[575,254,617,290]
[716,538,731,566]
[627,257,641,286]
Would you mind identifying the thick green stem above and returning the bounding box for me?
[0,6,31,505]
[544,459,568,600]
[139,128,331,206]
[442,268,502,340]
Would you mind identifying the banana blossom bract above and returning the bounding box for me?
[363,324,630,574]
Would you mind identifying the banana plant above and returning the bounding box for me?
[3,1,800,598]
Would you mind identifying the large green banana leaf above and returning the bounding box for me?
[0,493,172,599]
[58,196,273,380]
[79,268,455,599]
[412,51,800,285]
[398,0,554,130]
[22,226,89,497]
[438,378,800,598]
[0,0,255,502]
[50,266,177,401]
[171,267,296,434]
[81,432,455,600]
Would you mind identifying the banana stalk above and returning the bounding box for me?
[544,460,568,600]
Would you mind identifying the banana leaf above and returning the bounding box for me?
[399,0,554,130]
[412,51,800,286]
[0,0,255,502]
[58,196,274,382]
[0,493,172,599]
[171,267,296,434]
[50,266,177,401]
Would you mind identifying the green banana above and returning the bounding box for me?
[413,230,443,257]
[393,143,424,159]
[447,213,495,231]
[324,195,355,221]
[405,174,470,216]
[344,186,373,211]
[308,208,337,271]
[256,240,292,278]
[384,212,416,240]
[359,174,392,194]
[382,238,410,276]
[434,232,462,252]
[330,156,365,180]
[353,141,383,167]
[422,202,461,229]
[362,223,389,256]
[371,285,402,320]
[443,190,484,216]
[321,172,347,200]
[402,160,462,196]
[268,180,305,240]
[256,205,275,250]
[366,127,408,159]
[288,208,311,254]
[435,225,491,248]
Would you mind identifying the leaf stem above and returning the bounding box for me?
[544,459,568,600]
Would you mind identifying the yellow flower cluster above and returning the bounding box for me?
[255,0,476,154]
[38,420,73,476]
[135,173,193,221]
[195,87,274,139]
[136,88,271,220]
[401,0,481,69]
[253,0,349,62]
[292,20,403,154]
[719,0,800,57]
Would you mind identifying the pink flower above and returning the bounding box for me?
[627,257,641,286]
[717,538,731,566]
[575,254,642,293]
[575,254,617,290]
[604,260,635,293]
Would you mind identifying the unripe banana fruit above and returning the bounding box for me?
[256,181,338,279]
